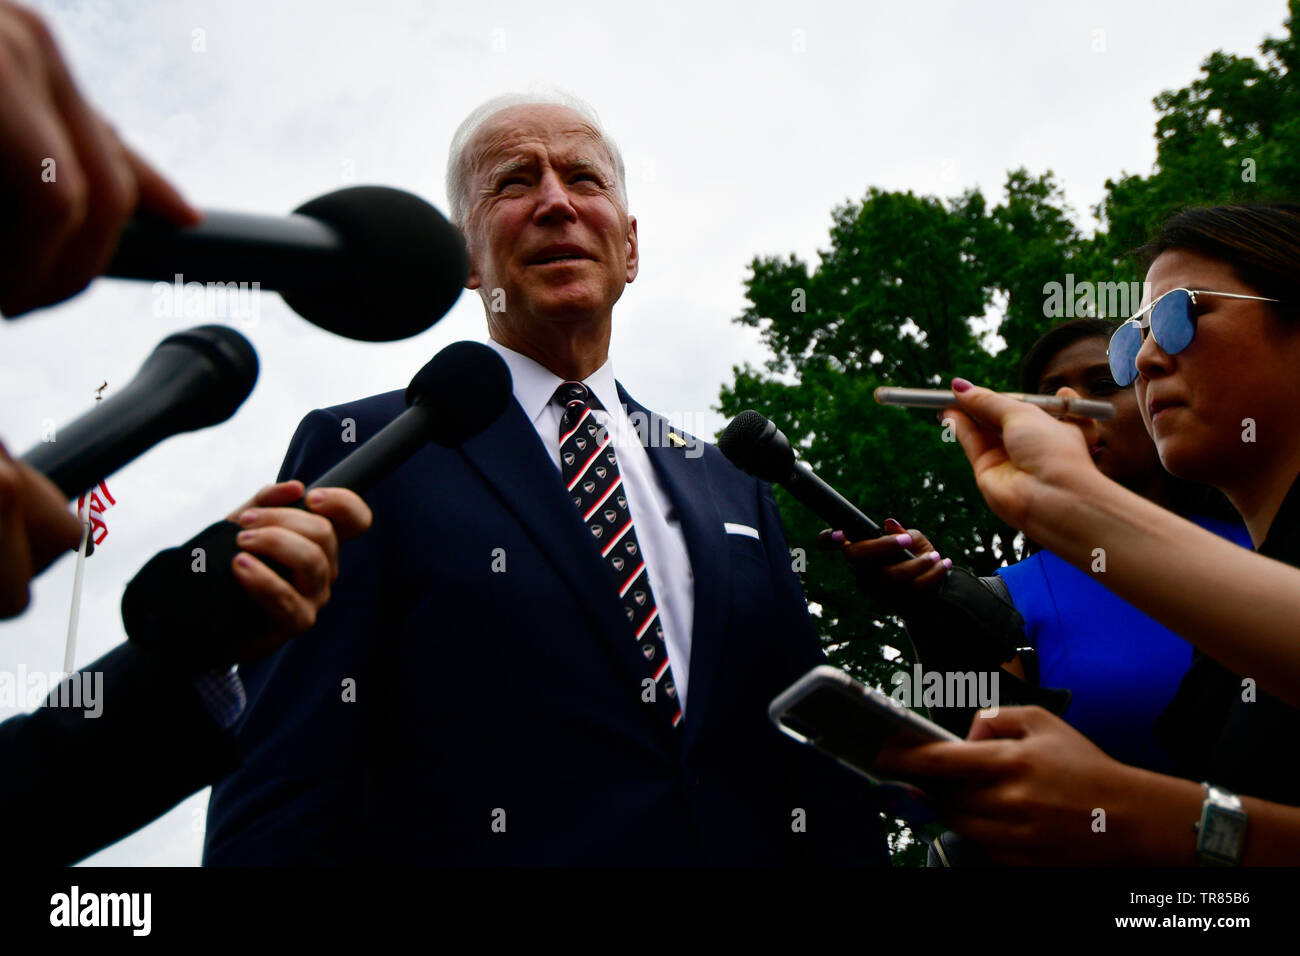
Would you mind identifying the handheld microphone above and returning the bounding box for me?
[121,341,513,671]
[718,409,911,554]
[21,325,258,500]
[103,186,469,342]
[718,408,1071,714]
[306,340,513,495]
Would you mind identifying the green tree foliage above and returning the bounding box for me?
[1097,0,1300,258]
[720,4,1300,865]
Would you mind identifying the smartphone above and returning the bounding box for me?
[770,665,960,824]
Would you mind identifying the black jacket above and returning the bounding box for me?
[1155,475,1300,805]
[1,642,239,864]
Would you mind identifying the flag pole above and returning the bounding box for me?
[64,498,91,678]
[64,384,113,677]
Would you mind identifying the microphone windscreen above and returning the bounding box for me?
[718,409,791,481]
[156,324,260,429]
[280,186,469,342]
[406,341,513,447]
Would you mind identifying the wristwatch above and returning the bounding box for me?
[1194,783,1248,866]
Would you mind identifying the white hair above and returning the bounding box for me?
[445,90,628,231]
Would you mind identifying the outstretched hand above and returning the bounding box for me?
[940,379,1104,534]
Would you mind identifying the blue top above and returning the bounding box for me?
[996,515,1253,772]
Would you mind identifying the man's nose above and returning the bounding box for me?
[532,169,578,223]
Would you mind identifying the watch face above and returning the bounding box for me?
[1202,806,1247,863]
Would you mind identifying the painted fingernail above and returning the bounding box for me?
[942,558,952,569]
[830,530,845,544]
[929,552,942,564]
[236,530,255,544]
[307,490,325,506]
[235,553,254,568]
[238,509,258,525]
[952,378,973,393]
[895,533,913,549]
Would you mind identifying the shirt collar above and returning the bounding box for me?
[485,338,621,425]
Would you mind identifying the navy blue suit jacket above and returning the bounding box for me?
[204,383,888,865]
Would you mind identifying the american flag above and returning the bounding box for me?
[77,480,116,553]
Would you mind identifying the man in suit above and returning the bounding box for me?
[204,93,888,865]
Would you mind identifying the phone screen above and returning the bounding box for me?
[782,684,917,775]
[774,673,954,826]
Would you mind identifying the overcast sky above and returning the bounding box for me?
[1,0,1288,865]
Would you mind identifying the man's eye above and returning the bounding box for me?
[1089,378,1121,395]
[497,177,527,191]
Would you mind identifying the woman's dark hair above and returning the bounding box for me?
[1136,202,1300,321]
[1018,317,1119,394]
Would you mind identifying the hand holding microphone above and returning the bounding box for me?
[817,518,950,601]
[720,406,1072,716]
[0,1,467,340]
[0,441,82,619]
[718,409,1058,694]
[221,479,371,663]
[122,341,514,670]
[2,324,258,624]
[0,0,200,318]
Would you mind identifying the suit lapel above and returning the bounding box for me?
[616,385,730,754]
[458,397,674,737]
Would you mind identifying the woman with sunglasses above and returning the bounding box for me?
[875,202,1300,864]
[823,319,1249,776]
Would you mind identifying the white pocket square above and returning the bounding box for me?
[723,522,760,540]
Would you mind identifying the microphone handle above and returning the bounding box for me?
[22,344,228,499]
[306,404,436,496]
[122,404,440,671]
[782,462,916,561]
[772,444,1068,702]
[106,210,343,291]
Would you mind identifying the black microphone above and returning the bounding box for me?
[103,185,469,342]
[718,409,909,553]
[22,325,258,500]
[306,340,512,496]
[718,408,1071,715]
[121,340,513,671]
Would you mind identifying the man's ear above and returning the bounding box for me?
[463,224,482,290]
[625,216,639,284]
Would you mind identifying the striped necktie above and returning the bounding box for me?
[555,381,682,729]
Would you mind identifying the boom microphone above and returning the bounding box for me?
[22,325,258,500]
[104,186,469,342]
[121,340,513,671]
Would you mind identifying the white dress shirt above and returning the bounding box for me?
[486,339,696,712]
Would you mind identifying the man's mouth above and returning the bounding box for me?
[1089,444,1103,458]
[528,245,591,265]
